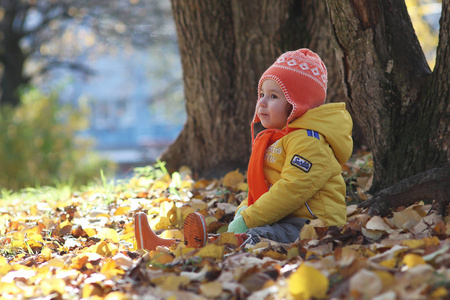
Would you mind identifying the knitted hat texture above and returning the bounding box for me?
[254,48,328,124]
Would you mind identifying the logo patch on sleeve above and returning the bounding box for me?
[291,155,312,173]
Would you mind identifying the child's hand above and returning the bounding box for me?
[227,215,249,233]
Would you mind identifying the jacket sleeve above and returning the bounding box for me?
[236,198,249,214]
[241,134,332,228]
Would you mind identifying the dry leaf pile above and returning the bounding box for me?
[0,155,449,300]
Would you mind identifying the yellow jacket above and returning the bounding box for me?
[239,103,353,227]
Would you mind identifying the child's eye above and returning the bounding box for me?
[259,92,264,98]
[270,94,278,99]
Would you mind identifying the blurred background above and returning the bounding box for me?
[0,0,441,191]
[0,0,185,190]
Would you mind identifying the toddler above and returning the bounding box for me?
[135,49,353,250]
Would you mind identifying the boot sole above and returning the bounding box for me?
[183,212,207,248]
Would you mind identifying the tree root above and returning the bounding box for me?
[358,163,450,217]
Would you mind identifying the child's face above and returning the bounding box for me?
[256,79,290,130]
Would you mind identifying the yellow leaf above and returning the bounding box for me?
[200,281,223,298]
[97,228,119,243]
[379,258,396,269]
[45,258,66,268]
[237,182,248,192]
[430,286,448,299]
[71,255,89,270]
[0,282,22,295]
[149,216,171,231]
[114,206,130,216]
[402,253,426,268]
[373,270,395,290]
[288,264,329,299]
[120,231,135,243]
[180,206,196,221]
[196,244,224,259]
[40,278,66,295]
[216,232,240,246]
[223,169,245,188]
[100,258,125,279]
[423,236,440,247]
[402,239,425,249]
[84,228,97,237]
[262,250,287,261]
[159,201,173,220]
[287,247,300,260]
[189,199,208,211]
[205,216,218,226]
[60,220,72,228]
[86,241,118,257]
[0,256,7,267]
[100,258,117,273]
[160,229,183,239]
[149,250,174,265]
[82,283,103,298]
[299,224,318,240]
[310,219,327,227]
[11,231,26,249]
[172,244,196,257]
[151,275,190,291]
[41,247,52,261]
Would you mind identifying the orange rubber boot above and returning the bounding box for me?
[134,212,176,251]
[183,212,208,248]
[183,213,250,248]
[234,233,249,246]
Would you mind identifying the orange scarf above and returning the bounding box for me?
[247,127,298,206]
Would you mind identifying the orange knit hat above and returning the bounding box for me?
[253,49,328,125]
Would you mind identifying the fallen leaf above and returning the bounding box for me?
[149,250,174,265]
[361,227,384,240]
[402,253,426,268]
[223,169,245,188]
[240,271,274,292]
[159,229,183,239]
[114,206,131,216]
[151,275,190,291]
[97,228,119,243]
[104,291,130,300]
[365,216,392,231]
[196,244,225,259]
[40,278,66,295]
[82,283,104,298]
[349,269,383,298]
[41,247,52,261]
[288,263,328,299]
[299,224,319,240]
[216,232,240,246]
[200,281,223,298]
[390,209,422,230]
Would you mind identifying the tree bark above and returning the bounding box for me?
[162,0,349,176]
[326,0,449,191]
[0,1,28,107]
[359,163,450,216]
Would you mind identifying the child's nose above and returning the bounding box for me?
[258,97,268,107]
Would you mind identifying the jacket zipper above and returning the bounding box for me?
[305,203,318,219]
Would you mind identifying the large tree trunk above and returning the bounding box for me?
[0,1,28,107]
[162,0,348,176]
[326,0,449,191]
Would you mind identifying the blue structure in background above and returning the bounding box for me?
[49,46,185,174]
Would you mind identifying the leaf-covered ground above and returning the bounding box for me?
[0,153,449,300]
